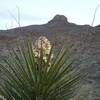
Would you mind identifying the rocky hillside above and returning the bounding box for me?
[0,15,100,99]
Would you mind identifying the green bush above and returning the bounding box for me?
[0,39,82,100]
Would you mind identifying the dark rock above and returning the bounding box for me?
[47,14,69,26]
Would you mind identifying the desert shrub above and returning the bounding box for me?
[0,37,83,100]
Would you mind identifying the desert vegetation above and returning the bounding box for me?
[0,36,83,100]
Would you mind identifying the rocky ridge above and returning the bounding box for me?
[0,15,100,99]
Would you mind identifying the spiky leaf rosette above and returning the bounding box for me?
[0,39,82,100]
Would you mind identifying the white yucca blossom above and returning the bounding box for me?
[33,36,52,62]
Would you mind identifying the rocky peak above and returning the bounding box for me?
[47,15,68,25]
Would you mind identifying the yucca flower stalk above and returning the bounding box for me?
[33,36,52,63]
[0,37,82,100]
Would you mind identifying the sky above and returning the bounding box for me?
[0,0,100,29]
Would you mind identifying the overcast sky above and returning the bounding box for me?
[0,0,100,29]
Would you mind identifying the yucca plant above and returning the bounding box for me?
[0,38,82,100]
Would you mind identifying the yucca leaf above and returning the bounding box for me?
[0,38,84,100]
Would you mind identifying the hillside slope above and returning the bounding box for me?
[0,15,100,99]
